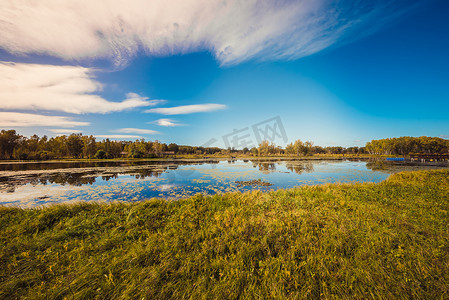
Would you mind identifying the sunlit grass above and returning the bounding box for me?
[1,169,449,299]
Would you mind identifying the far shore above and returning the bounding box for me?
[0,154,397,164]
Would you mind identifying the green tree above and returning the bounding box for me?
[153,140,164,157]
[286,139,307,156]
[66,134,84,158]
[82,135,97,158]
[257,140,270,156]
[257,141,276,156]
[0,130,21,159]
[94,150,107,159]
[304,141,314,156]
[168,143,179,154]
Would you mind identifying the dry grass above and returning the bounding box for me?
[1,170,448,299]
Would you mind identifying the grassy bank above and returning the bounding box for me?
[1,170,449,299]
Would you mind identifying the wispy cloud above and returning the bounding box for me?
[0,112,89,128]
[48,129,83,134]
[0,62,160,114]
[440,135,449,139]
[146,104,227,115]
[95,135,143,140]
[0,0,418,66]
[113,128,160,134]
[151,119,184,127]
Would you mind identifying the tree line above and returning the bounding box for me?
[365,136,449,155]
[250,140,366,156]
[0,130,447,160]
[0,130,221,160]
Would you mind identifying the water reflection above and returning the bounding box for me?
[365,160,449,173]
[1,164,169,192]
[285,162,314,175]
[1,159,448,208]
[0,159,220,172]
[0,160,228,192]
[3,159,446,193]
[252,161,276,174]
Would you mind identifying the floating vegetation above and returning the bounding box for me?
[235,178,273,186]
[1,159,448,207]
[191,179,211,184]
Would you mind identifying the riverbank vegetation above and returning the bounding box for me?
[0,130,366,160]
[366,136,449,155]
[1,130,448,160]
[1,169,448,298]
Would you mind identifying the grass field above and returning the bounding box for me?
[1,170,449,299]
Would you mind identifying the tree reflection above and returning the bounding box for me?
[251,162,276,174]
[1,166,169,191]
[286,162,314,174]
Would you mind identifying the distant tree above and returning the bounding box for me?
[82,135,97,158]
[304,141,314,156]
[312,146,325,154]
[125,140,146,158]
[48,136,68,157]
[326,146,344,154]
[39,135,48,152]
[5,130,449,161]
[0,130,22,159]
[108,140,123,158]
[66,134,84,158]
[276,146,284,155]
[102,138,112,155]
[153,140,164,157]
[365,136,449,155]
[27,134,40,153]
[250,147,258,156]
[346,147,360,154]
[286,139,309,156]
[94,150,107,159]
[285,143,294,155]
[257,140,270,156]
[257,141,276,156]
[168,143,179,154]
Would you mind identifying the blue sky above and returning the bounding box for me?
[0,0,448,147]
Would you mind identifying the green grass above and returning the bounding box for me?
[1,170,449,299]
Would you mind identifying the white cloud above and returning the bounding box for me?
[152,118,184,127]
[0,62,161,114]
[146,104,227,115]
[95,135,143,140]
[0,112,89,127]
[48,129,83,134]
[0,0,417,66]
[113,128,160,134]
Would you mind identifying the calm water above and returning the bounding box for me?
[0,159,445,207]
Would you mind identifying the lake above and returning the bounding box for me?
[0,159,446,207]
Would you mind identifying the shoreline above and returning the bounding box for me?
[1,155,448,169]
[0,154,403,165]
